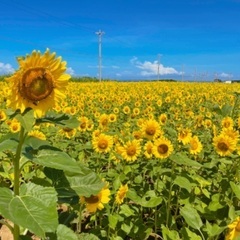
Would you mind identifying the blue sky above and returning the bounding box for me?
[0,0,240,81]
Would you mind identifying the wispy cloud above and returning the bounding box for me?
[219,72,233,78]
[131,57,181,76]
[66,67,75,76]
[0,62,14,74]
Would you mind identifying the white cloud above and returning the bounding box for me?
[0,62,14,74]
[219,72,233,78]
[130,57,181,76]
[112,65,120,69]
[66,67,75,76]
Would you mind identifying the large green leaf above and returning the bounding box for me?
[230,181,240,199]
[25,148,88,174]
[127,189,162,208]
[174,176,193,192]
[66,171,105,196]
[44,167,104,199]
[9,183,58,238]
[56,224,78,240]
[15,109,35,132]
[170,153,202,168]
[180,204,203,230]
[0,136,19,152]
[0,187,14,219]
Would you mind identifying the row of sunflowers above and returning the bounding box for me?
[0,49,240,239]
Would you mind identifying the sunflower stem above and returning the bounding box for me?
[77,203,82,233]
[166,162,175,228]
[13,126,26,240]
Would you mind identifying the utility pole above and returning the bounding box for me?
[95,30,105,82]
[157,54,161,81]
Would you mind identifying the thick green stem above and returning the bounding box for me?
[13,127,26,240]
[166,163,175,228]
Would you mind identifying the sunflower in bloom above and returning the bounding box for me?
[141,119,162,140]
[28,130,46,140]
[152,137,173,159]
[213,134,237,156]
[221,128,239,143]
[159,113,167,125]
[58,127,77,139]
[98,113,109,128]
[115,184,128,205]
[221,116,234,129]
[144,141,154,159]
[78,116,89,132]
[92,133,113,154]
[80,183,110,213]
[6,49,70,118]
[0,110,7,122]
[109,113,117,123]
[9,119,21,133]
[178,128,192,145]
[120,139,141,162]
[225,217,240,240]
[189,135,202,155]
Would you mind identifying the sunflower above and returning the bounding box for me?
[115,184,128,205]
[213,134,237,156]
[28,130,46,140]
[225,217,240,240]
[144,141,154,159]
[92,133,113,154]
[123,105,131,115]
[109,113,117,123]
[98,113,109,128]
[0,110,7,122]
[189,136,202,155]
[221,128,239,142]
[178,128,192,145]
[9,119,21,133]
[6,49,70,118]
[78,116,89,132]
[221,116,234,129]
[58,127,76,139]
[159,113,167,125]
[80,183,110,213]
[120,139,141,162]
[152,137,173,159]
[141,119,162,140]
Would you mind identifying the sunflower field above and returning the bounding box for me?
[0,50,240,240]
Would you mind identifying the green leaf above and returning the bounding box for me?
[170,153,202,168]
[181,227,202,240]
[174,176,193,192]
[56,224,78,240]
[9,183,58,238]
[161,225,180,240]
[108,214,119,230]
[44,167,104,198]
[119,204,135,217]
[24,136,50,149]
[66,171,104,197]
[205,221,224,237]
[77,233,100,240]
[15,109,35,132]
[0,137,18,152]
[180,204,203,230]
[127,189,162,207]
[230,181,240,199]
[0,187,14,219]
[36,112,79,129]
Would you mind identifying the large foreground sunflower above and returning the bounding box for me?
[225,216,240,240]
[7,49,70,118]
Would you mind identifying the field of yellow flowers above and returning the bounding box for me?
[0,50,240,240]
